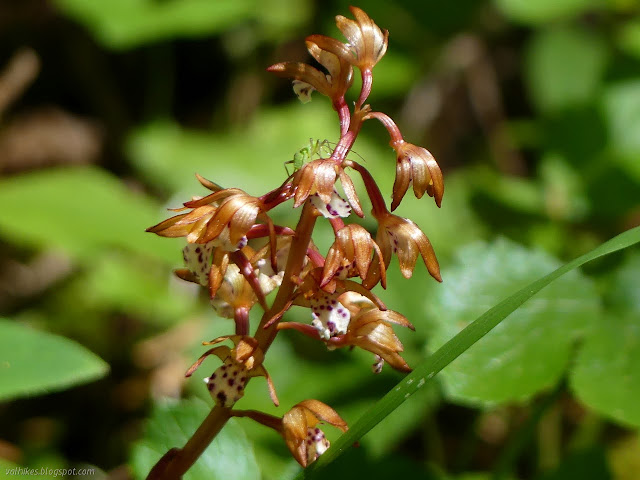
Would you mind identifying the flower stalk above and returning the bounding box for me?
[145,6,444,478]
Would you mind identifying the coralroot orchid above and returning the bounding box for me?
[231,400,348,468]
[145,7,444,478]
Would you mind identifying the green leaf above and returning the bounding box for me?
[0,319,109,401]
[427,238,599,405]
[605,252,640,315]
[52,0,309,49]
[295,226,640,479]
[525,27,608,113]
[131,397,260,480]
[494,0,604,24]
[602,80,640,181]
[0,167,176,264]
[570,313,640,427]
[127,104,339,196]
[52,0,254,49]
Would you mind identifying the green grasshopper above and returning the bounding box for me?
[284,138,333,176]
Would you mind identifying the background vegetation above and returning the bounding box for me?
[1,0,640,479]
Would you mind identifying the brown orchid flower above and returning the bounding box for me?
[147,185,264,250]
[374,210,441,281]
[175,243,280,324]
[281,400,348,467]
[335,6,388,107]
[391,140,444,210]
[231,400,347,468]
[267,265,385,337]
[335,6,388,71]
[321,223,386,288]
[290,158,363,217]
[267,35,353,107]
[185,335,278,407]
[279,292,413,373]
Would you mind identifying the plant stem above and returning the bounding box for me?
[147,406,231,479]
[146,201,318,479]
[255,200,318,350]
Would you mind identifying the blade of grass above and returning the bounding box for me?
[297,226,640,479]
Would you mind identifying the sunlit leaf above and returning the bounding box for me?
[494,0,604,24]
[0,319,109,401]
[131,397,260,480]
[127,105,338,196]
[0,167,176,264]
[53,0,310,49]
[52,0,254,49]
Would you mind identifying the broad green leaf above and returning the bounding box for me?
[525,27,608,113]
[127,104,338,196]
[131,397,260,480]
[53,0,309,49]
[570,313,640,427]
[0,167,176,264]
[295,226,640,479]
[53,0,252,49]
[602,81,640,181]
[427,238,599,405]
[0,319,109,401]
[494,0,604,24]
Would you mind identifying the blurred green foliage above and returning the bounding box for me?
[1,0,640,479]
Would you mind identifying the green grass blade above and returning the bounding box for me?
[297,226,640,479]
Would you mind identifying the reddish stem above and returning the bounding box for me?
[363,111,404,145]
[346,160,388,218]
[334,98,351,137]
[234,307,249,336]
[307,247,326,268]
[356,69,372,109]
[329,217,345,234]
[231,410,283,433]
